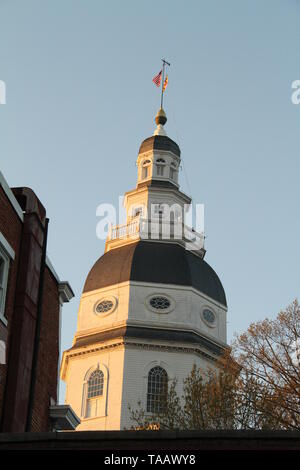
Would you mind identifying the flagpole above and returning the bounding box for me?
[161,62,165,109]
[160,58,170,109]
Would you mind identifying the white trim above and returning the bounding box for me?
[58,281,74,304]
[142,360,173,414]
[124,184,191,204]
[60,336,224,381]
[94,295,118,317]
[138,148,180,163]
[201,306,217,328]
[0,244,10,325]
[70,321,227,355]
[46,257,74,304]
[81,280,227,312]
[145,293,175,314]
[0,231,15,260]
[49,405,80,430]
[0,340,6,365]
[0,171,24,221]
[142,359,174,380]
[0,315,8,327]
[46,255,60,283]
[0,314,8,326]
[81,363,109,419]
[125,321,228,350]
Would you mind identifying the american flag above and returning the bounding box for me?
[152,70,162,87]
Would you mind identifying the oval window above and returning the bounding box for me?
[149,296,171,310]
[202,308,216,326]
[95,297,117,315]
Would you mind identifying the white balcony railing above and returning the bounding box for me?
[110,218,140,240]
[107,218,205,255]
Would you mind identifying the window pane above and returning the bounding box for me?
[86,398,99,418]
[0,257,4,285]
[147,366,168,413]
[87,370,104,398]
[157,166,164,176]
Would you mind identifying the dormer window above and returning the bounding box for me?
[170,162,177,180]
[156,158,165,177]
[142,159,151,179]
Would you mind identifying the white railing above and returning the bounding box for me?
[107,218,205,254]
[109,218,140,240]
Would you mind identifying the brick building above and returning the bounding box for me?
[0,171,79,432]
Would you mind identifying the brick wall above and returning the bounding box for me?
[0,182,62,432]
[30,267,60,432]
[0,185,22,422]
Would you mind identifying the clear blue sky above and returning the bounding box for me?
[1,0,300,402]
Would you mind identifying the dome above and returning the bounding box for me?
[83,241,227,307]
[138,135,180,157]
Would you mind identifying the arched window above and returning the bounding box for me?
[88,370,104,397]
[147,366,168,413]
[156,158,165,176]
[86,369,104,417]
[142,159,151,179]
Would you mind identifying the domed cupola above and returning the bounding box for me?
[136,108,181,189]
[84,241,226,307]
[105,108,206,258]
[61,101,228,432]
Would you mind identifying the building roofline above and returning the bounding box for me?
[46,255,61,283]
[0,172,73,296]
[46,256,74,301]
[0,171,24,221]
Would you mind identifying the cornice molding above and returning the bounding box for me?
[60,326,227,379]
[60,338,220,380]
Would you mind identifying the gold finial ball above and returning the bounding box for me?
[155,107,167,126]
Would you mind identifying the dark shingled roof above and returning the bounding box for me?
[137,179,179,190]
[138,135,180,157]
[83,241,227,307]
